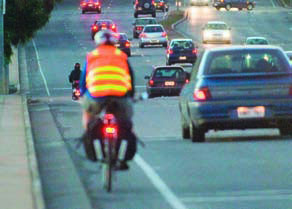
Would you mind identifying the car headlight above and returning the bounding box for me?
[223,31,230,38]
[203,31,212,37]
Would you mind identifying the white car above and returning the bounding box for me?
[139,24,168,48]
[190,0,209,6]
[202,21,231,44]
[245,37,269,45]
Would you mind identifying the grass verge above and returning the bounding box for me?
[160,10,185,31]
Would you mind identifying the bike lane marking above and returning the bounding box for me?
[134,154,189,209]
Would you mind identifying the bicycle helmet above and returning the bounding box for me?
[94,30,118,46]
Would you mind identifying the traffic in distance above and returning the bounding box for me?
[79,0,292,142]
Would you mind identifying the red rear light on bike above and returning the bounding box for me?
[125,41,131,48]
[104,126,117,134]
[193,87,211,101]
[104,114,114,120]
[92,25,98,31]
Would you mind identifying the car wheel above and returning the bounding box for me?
[97,9,101,14]
[215,7,220,11]
[82,10,85,14]
[127,52,131,57]
[166,7,169,12]
[162,8,165,12]
[133,32,137,39]
[134,13,138,18]
[181,112,190,139]
[203,40,207,44]
[152,12,156,17]
[163,43,167,48]
[247,4,253,10]
[190,122,205,142]
[139,43,144,48]
[91,35,94,40]
[238,8,242,11]
[225,4,231,11]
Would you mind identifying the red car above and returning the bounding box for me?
[81,0,101,14]
[91,20,117,40]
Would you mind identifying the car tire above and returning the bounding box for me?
[215,7,220,11]
[139,43,144,48]
[134,13,138,18]
[203,40,207,44]
[247,4,253,10]
[127,52,131,57]
[97,9,101,14]
[166,7,169,12]
[225,4,231,11]
[190,122,205,142]
[82,10,85,14]
[133,32,137,39]
[163,43,167,48]
[181,113,190,139]
[162,8,165,12]
[238,8,242,11]
[91,35,94,40]
[152,12,156,17]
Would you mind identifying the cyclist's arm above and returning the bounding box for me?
[127,60,135,98]
[80,62,87,96]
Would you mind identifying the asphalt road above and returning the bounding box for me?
[23,0,292,208]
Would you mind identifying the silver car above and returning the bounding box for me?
[139,24,168,48]
[202,21,231,44]
[245,37,269,45]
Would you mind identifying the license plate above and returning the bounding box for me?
[88,4,93,6]
[179,56,187,60]
[150,39,159,43]
[165,81,175,86]
[138,7,142,10]
[115,44,120,47]
[237,106,265,118]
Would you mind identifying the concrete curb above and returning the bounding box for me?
[171,10,192,39]
[18,45,46,209]
[22,96,46,209]
[276,0,292,8]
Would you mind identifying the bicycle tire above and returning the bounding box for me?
[103,139,112,192]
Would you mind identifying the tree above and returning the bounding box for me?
[4,0,61,64]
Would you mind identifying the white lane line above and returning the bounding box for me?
[134,155,189,209]
[32,39,51,97]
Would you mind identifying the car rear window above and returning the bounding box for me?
[154,68,184,78]
[205,50,289,75]
[97,20,112,25]
[246,39,269,45]
[206,23,228,30]
[144,26,163,33]
[171,41,194,49]
[136,19,157,25]
[118,34,128,40]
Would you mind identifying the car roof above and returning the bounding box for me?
[285,51,292,55]
[136,17,156,20]
[206,21,227,25]
[170,39,193,42]
[96,19,113,22]
[154,65,184,70]
[205,45,283,53]
[246,37,267,40]
[144,24,163,27]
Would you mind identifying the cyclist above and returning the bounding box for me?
[69,62,81,88]
[79,30,136,170]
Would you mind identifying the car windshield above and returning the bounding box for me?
[154,68,184,78]
[246,39,269,45]
[206,23,228,30]
[205,50,288,75]
[136,19,157,25]
[171,41,194,49]
[144,26,163,33]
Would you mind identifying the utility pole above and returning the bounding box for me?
[0,0,8,94]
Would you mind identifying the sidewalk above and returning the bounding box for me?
[0,95,35,208]
[0,47,44,209]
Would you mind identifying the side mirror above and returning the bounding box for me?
[144,75,150,79]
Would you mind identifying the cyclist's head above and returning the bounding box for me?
[94,30,118,46]
[74,62,81,70]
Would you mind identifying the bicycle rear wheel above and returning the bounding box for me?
[103,139,112,192]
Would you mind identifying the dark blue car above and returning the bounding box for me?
[166,39,198,66]
[179,46,292,142]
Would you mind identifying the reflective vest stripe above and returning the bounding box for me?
[88,84,128,93]
[87,79,130,88]
[87,66,129,77]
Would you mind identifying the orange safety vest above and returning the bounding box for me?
[85,45,132,97]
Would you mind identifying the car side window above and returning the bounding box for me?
[190,51,204,79]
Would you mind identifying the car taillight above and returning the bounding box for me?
[140,33,147,38]
[111,24,116,30]
[137,26,143,30]
[289,86,292,95]
[81,2,87,6]
[152,0,155,5]
[185,79,189,84]
[159,2,164,6]
[161,32,167,37]
[75,89,80,96]
[193,87,211,101]
[149,80,154,86]
[135,0,138,5]
[125,41,131,48]
[92,25,98,31]
[192,48,198,54]
[167,49,173,54]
